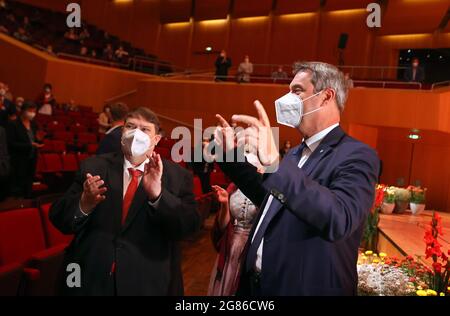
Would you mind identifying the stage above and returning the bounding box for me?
[378,210,450,266]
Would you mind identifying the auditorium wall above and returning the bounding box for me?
[16,0,450,75]
[0,33,153,110]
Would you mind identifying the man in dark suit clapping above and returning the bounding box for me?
[50,107,200,296]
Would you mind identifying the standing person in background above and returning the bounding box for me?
[215,50,232,82]
[36,83,56,116]
[271,66,288,83]
[403,57,425,83]
[6,101,44,198]
[97,102,129,155]
[98,104,112,134]
[208,153,264,296]
[0,83,15,127]
[237,55,254,83]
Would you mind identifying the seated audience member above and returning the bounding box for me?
[90,49,97,58]
[98,104,112,134]
[103,43,115,61]
[13,27,30,42]
[64,28,79,41]
[271,65,288,83]
[49,107,200,295]
[67,99,79,112]
[79,27,90,41]
[0,83,15,127]
[208,153,264,296]
[237,55,254,83]
[80,46,88,56]
[0,125,10,201]
[345,73,354,89]
[6,101,43,198]
[22,16,31,33]
[46,44,56,56]
[97,102,129,155]
[279,140,292,159]
[403,57,425,83]
[115,45,129,63]
[36,83,56,115]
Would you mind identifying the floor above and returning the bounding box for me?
[181,215,218,296]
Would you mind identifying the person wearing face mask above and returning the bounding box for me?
[215,61,380,296]
[403,57,425,83]
[6,101,44,198]
[36,83,56,116]
[215,50,232,82]
[208,153,264,296]
[49,107,200,296]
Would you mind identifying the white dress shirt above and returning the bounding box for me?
[251,124,339,272]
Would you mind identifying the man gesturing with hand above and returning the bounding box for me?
[215,62,380,296]
[50,107,200,296]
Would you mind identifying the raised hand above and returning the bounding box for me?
[142,151,163,201]
[212,185,229,204]
[80,173,107,214]
[232,100,279,168]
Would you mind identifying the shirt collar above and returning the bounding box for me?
[303,123,340,153]
[124,157,149,175]
[106,124,122,135]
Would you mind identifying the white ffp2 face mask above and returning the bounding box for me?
[121,129,151,158]
[275,91,323,128]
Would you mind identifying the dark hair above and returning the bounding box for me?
[126,107,161,134]
[44,83,52,90]
[22,101,37,112]
[110,102,129,122]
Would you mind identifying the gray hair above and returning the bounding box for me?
[292,61,349,112]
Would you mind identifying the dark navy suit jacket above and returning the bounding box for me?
[219,126,380,296]
[97,126,123,155]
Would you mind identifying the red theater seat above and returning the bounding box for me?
[42,154,63,173]
[39,204,73,248]
[87,143,99,155]
[53,131,74,143]
[77,153,90,164]
[210,170,229,187]
[193,176,203,197]
[61,153,79,172]
[77,132,97,145]
[0,262,24,296]
[0,208,47,265]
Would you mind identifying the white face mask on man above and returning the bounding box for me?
[121,128,151,159]
[274,90,323,128]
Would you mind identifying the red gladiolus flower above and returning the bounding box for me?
[432,262,442,273]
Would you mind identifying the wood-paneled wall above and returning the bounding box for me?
[16,0,450,72]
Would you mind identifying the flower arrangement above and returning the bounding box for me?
[424,212,450,293]
[383,186,396,204]
[408,185,427,204]
[358,212,450,296]
[361,185,384,251]
[393,187,411,202]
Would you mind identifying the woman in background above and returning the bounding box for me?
[208,153,264,296]
[98,104,111,134]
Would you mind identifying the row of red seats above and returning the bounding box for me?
[36,153,91,174]
[0,205,73,296]
[42,139,99,154]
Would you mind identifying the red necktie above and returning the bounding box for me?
[122,168,143,225]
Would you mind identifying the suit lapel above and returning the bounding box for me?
[301,126,346,176]
[106,153,124,232]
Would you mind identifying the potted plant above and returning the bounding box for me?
[394,187,411,214]
[408,186,427,215]
[381,186,396,214]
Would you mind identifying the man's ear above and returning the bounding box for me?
[154,134,162,147]
[323,88,336,106]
